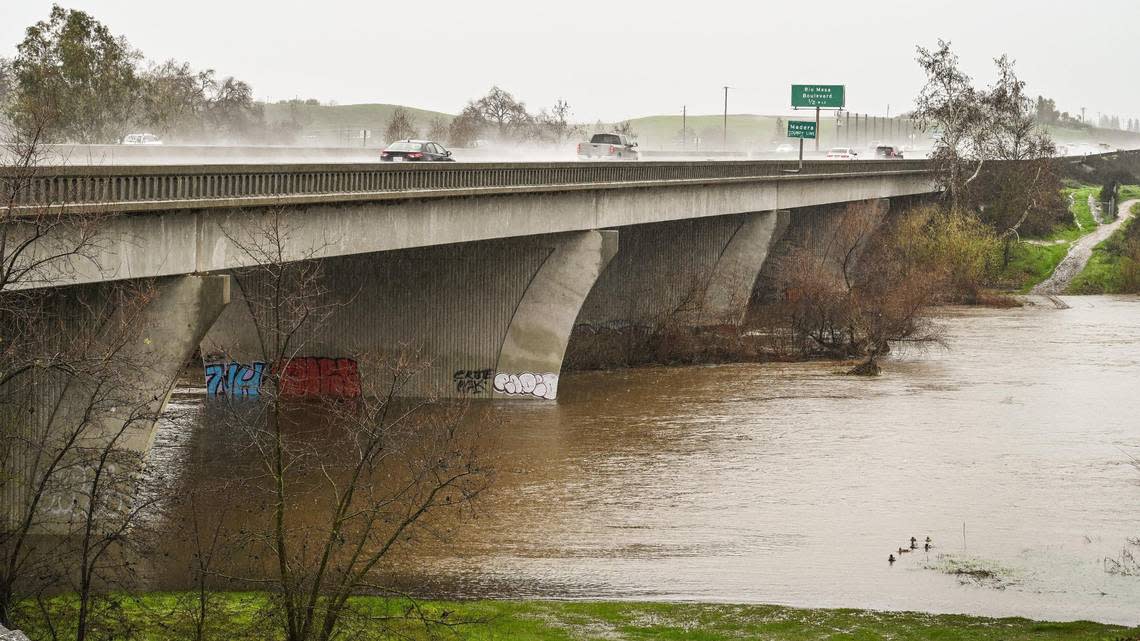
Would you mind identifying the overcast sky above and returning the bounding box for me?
[4,0,1137,122]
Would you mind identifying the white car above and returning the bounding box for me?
[122,133,163,145]
[774,143,795,153]
[826,147,859,159]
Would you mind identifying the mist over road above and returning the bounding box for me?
[32,143,935,166]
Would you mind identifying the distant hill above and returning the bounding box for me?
[262,102,1140,151]
[263,103,454,146]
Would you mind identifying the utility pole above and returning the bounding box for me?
[723,86,730,150]
[814,106,820,152]
[682,105,687,152]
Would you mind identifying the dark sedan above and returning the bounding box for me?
[380,140,455,162]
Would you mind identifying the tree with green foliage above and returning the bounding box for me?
[9,5,142,143]
[0,58,13,113]
[140,59,214,139]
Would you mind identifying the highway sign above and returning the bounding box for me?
[787,120,817,139]
[791,84,845,109]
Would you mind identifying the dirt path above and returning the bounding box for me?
[1032,199,1138,294]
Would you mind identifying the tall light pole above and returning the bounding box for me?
[723,86,730,150]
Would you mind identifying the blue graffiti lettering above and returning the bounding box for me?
[204,361,265,397]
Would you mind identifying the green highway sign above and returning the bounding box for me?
[791,84,845,109]
[787,120,817,139]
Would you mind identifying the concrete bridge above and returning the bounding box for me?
[6,159,935,399]
[3,158,940,530]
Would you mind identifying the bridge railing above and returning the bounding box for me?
[1,159,933,209]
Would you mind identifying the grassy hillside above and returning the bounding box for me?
[263,102,453,146]
[259,101,1140,151]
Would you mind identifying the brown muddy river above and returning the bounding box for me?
[150,295,1140,625]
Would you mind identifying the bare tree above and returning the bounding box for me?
[472,86,530,141]
[205,209,491,641]
[912,40,988,211]
[383,107,416,143]
[772,202,958,374]
[446,104,484,148]
[0,111,173,640]
[425,116,448,144]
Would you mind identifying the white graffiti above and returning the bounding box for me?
[493,372,558,400]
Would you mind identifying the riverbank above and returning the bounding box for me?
[16,594,1140,640]
[1068,195,1140,293]
[999,185,1100,292]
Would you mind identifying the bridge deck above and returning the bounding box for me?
[3,160,933,213]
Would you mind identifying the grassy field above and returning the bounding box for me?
[997,185,1101,292]
[13,594,1140,641]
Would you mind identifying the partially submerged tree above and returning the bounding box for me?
[772,202,997,374]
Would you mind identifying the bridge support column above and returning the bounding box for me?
[2,275,230,532]
[691,209,790,326]
[493,230,617,399]
[202,231,616,400]
[566,211,790,369]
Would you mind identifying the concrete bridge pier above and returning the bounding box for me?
[201,229,617,400]
[565,210,789,368]
[1,274,230,532]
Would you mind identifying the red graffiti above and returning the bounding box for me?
[275,357,360,399]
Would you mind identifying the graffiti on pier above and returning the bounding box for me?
[204,361,266,397]
[493,372,558,400]
[277,357,361,398]
[454,369,496,394]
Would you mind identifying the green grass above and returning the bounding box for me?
[13,594,1140,641]
[1002,241,1072,292]
[1067,198,1140,294]
[1066,186,1101,231]
[997,185,1101,291]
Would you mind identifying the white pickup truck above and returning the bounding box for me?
[576,133,639,160]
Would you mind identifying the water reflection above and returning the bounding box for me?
[149,296,1140,625]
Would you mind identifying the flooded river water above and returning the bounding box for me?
[150,296,1140,625]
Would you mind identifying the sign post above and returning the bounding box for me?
[791,84,845,152]
[786,120,817,170]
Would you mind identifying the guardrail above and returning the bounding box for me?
[2,159,934,212]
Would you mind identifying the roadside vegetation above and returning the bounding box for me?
[12,594,1140,641]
